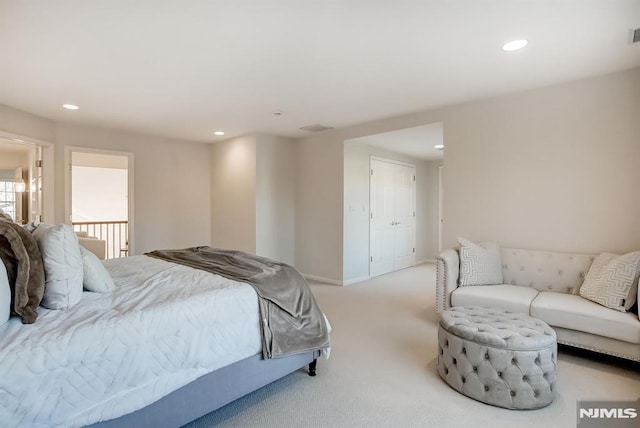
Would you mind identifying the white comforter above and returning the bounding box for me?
[0,256,263,428]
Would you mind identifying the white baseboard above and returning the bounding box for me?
[416,259,436,265]
[303,274,343,286]
[342,275,370,286]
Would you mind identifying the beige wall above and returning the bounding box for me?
[55,123,212,254]
[210,135,257,253]
[296,67,640,281]
[256,135,296,265]
[0,105,212,255]
[210,134,296,263]
[0,105,56,142]
[295,134,345,281]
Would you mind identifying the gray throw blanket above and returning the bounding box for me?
[145,247,330,359]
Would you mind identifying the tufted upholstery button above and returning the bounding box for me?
[558,269,563,275]
[438,306,557,409]
[567,288,573,293]
[548,285,553,290]
[503,264,508,270]
[580,272,585,278]
[511,280,516,285]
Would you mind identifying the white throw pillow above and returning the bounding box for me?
[80,246,115,293]
[458,237,503,286]
[0,260,11,326]
[579,251,640,312]
[32,223,84,310]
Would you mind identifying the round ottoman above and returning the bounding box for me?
[437,306,557,409]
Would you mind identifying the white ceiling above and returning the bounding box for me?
[1,1,639,143]
[348,123,444,161]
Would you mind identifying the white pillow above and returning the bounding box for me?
[458,237,503,286]
[0,260,11,326]
[80,246,115,293]
[579,251,640,312]
[32,223,83,310]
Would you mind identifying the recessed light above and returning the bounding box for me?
[63,104,79,110]
[434,144,444,150]
[502,39,528,51]
[214,131,225,136]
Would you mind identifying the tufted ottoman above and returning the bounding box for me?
[437,306,557,409]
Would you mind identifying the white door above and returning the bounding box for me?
[370,160,395,277]
[370,158,416,277]
[393,164,415,270]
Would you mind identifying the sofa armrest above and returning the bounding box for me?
[78,237,106,260]
[436,248,460,314]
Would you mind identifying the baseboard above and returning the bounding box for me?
[342,275,370,286]
[416,259,436,265]
[303,274,343,286]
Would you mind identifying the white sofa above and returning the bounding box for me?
[75,231,107,260]
[436,247,640,362]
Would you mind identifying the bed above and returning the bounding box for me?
[0,230,330,428]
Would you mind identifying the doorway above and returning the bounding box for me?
[369,157,416,277]
[65,147,134,258]
[0,138,48,224]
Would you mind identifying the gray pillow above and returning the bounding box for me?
[0,259,10,326]
[579,251,640,312]
[458,237,503,286]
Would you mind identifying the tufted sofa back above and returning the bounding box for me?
[500,248,596,295]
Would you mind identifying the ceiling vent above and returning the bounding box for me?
[299,124,333,133]
[634,28,640,43]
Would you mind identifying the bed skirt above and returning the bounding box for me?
[91,350,321,428]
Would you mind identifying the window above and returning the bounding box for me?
[0,180,17,221]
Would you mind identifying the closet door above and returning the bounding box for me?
[393,164,415,270]
[370,159,395,277]
[370,158,416,278]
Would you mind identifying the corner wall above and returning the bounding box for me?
[210,135,257,253]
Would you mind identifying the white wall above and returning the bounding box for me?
[210,135,257,253]
[255,135,296,265]
[296,67,640,282]
[343,142,441,283]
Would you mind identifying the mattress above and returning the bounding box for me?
[0,255,263,428]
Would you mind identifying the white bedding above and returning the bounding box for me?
[0,256,263,428]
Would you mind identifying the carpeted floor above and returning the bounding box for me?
[184,263,640,428]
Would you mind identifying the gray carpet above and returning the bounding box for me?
[184,264,640,427]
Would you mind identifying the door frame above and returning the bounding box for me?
[64,146,135,255]
[369,155,416,277]
[0,130,54,223]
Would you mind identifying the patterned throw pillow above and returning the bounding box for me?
[458,238,503,286]
[579,251,640,312]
